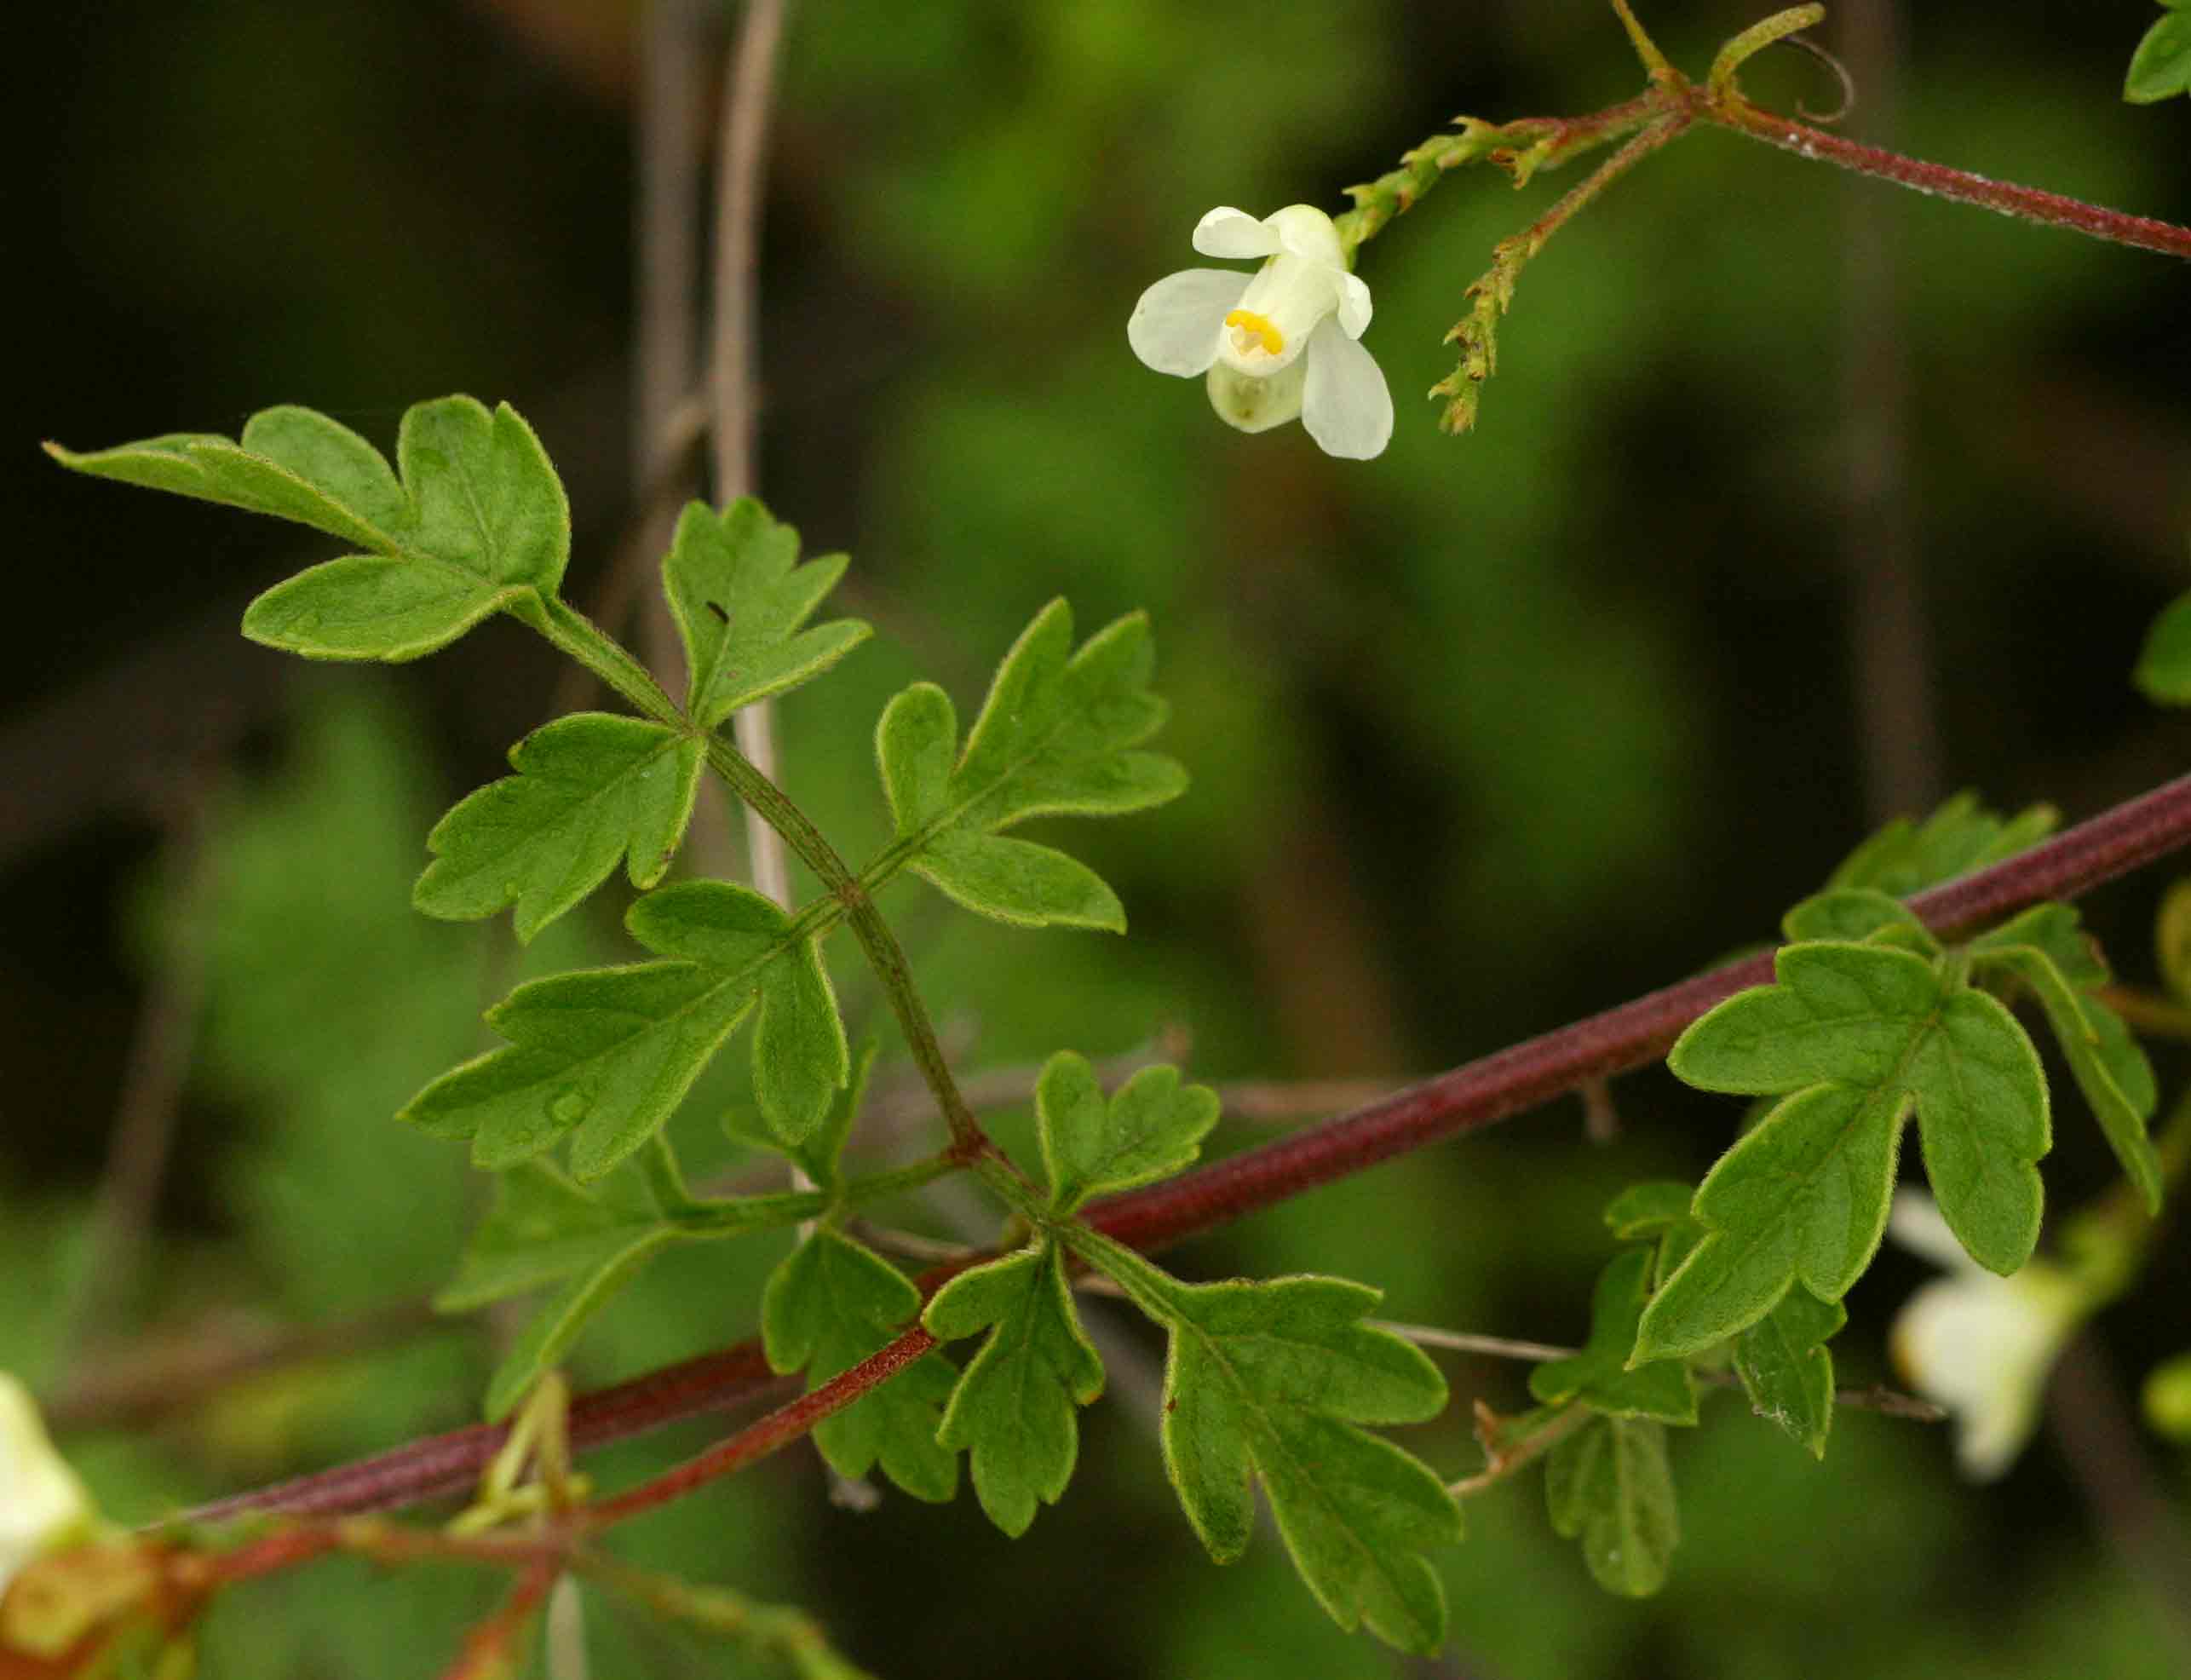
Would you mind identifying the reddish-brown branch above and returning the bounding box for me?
[1708,102,2191,262]
[584,1328,938,1528]
[178,768,2191,1529]
[1090,768,2191,1251]
[182,1343,779,1526]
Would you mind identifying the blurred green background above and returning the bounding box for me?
[9,0,2191,1674]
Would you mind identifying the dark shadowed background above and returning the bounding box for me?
[7,1,2191,1675]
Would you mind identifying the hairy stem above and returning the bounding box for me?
[702,739,987,1155]
[1433,112,1689,431]
[1700,100,2191,262]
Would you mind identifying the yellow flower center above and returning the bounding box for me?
[1223,309,1284,357]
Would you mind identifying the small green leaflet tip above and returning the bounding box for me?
[51,399,571,664]
[1034,1051,1221,1213]
[924,1241,1104,1535]
[663,498,871,728]
[1546,1414,1678,1597]
[2125,3,2191,102]
[874,600,1188,935]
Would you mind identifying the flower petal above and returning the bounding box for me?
[1335,272,1373,338]
[1300,317,1393,459]
[1129,268,1253,377]
[1206,360,1306,434]
[0,1374,95,1597]
[1192,206,1282,259]
[1268,204,1345,269]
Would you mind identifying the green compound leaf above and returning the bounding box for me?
[923,1240,1105,1535]
[1967,905,2163,1212]
[1153,1275,1462,1654]
[436,1157,680,1312]
[49,398,569,662]
[2126,3,2191,102]
[438,1150,694,1421]
[1639,941,2050,1361]
[874,601,1188,934]
[484,1234,676,1421]
[662,498,871,729]
[413,713,704,942]
[1731,1285,1845,1459]
[401,882,846,1179]
[1545,1414,1679,1597]
[762,1229,958,1502]
[1529,1249,1697,1424]
[1782,888,1939,954]
[1035,1051,1221,1214]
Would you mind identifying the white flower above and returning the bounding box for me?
[1128,204,1394,460]
[0,1373,95,1602]
[1887,1193,2087,1481]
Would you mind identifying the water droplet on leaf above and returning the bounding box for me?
[549,1089,588,1126]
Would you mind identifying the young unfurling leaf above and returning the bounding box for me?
[1545,1413,1679,1597]
[923,1241,1104,1535]
[1966,903,2163,1211]
[402,881,846,1178]
[1637,941,2049,1361]
[49,397,569,662]
[1144,1274,1461,1654]
[873,601,1188,932]
[662,499,871,728]
[412,714,704,942]
[763,1230,958,1502]
[440,1151,689,1420]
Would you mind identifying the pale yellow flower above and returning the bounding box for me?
[1129,204,1393,459]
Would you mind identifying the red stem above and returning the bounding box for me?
[1711,103,2191,262]
[584,1329,939,1527]
[176,768,2191,1528]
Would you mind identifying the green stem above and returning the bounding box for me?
[536,594,989,1162]
[538,598,685,728]
[677,1152,967,1240]
[1432,112,1690,434]
[1055,1219,1182,1324]
[701,739,987,1156]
